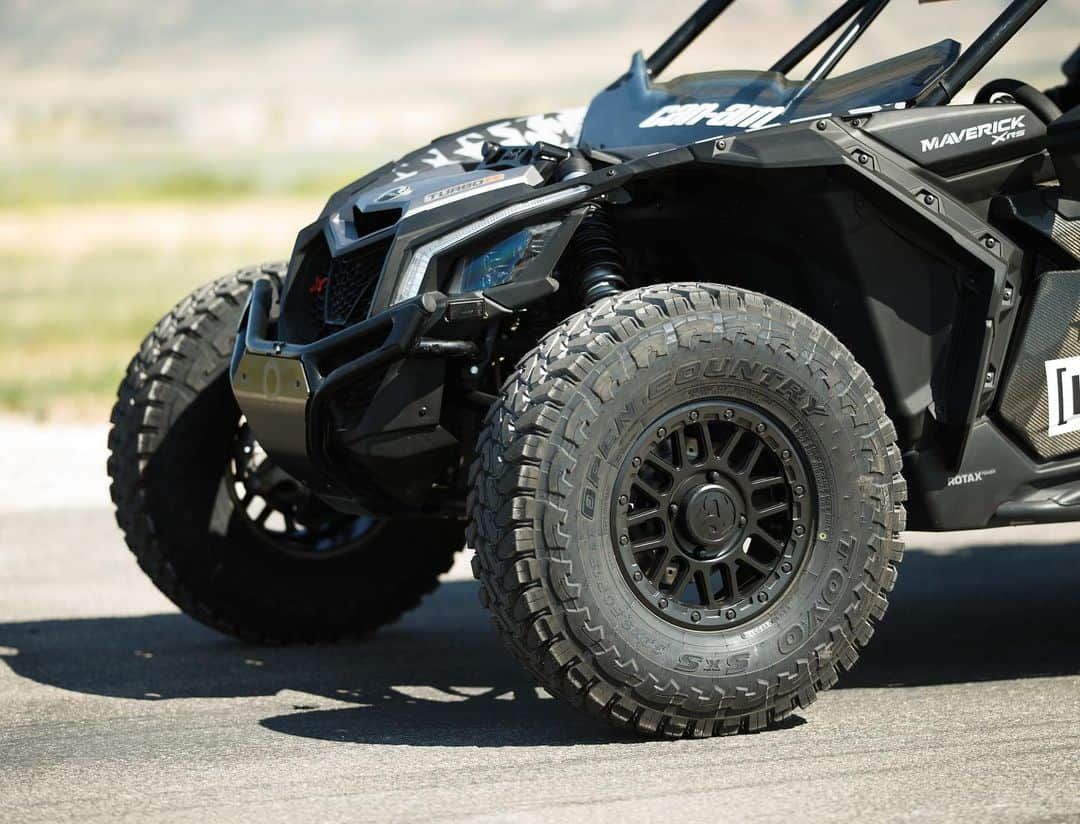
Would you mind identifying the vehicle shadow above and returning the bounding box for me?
[1,540,1077,746]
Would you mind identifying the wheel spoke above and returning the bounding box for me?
[648,546,677,585]
[753,529,787,553]
[254,503,272,526]
[718,428,744,465]
[694,570,717,607]
[669,429,686,469]
[751,474,785,490]
[634,477,670,502]
[627,506,662,527]
[630,534,667,553]
[645,453,678,479]
[738,441,764,475]
[669,561,691,594]
[754,501,788,519]
[696,422,715,461]
[723,559,741,600]
[738,553,772,575]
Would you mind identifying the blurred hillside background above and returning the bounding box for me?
[2,0,1076,419]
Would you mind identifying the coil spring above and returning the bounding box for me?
[572,210,628,305]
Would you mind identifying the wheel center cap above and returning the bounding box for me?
[683,483,740,546]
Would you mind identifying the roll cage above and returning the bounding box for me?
[645,0,1050,106]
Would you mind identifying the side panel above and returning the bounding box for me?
[864,104,1048,176]
[997,269,1080,460]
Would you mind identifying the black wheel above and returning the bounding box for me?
[468,284,906,737]
[108,264,462,643]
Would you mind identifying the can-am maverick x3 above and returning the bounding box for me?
[109,0,1080,737]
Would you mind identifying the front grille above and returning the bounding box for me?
[281,235,393,344]
[324,239,392,325]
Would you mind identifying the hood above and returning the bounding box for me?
[579,40,960,152]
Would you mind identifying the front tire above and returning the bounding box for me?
[468,284,906,737]
[108,264,463,643]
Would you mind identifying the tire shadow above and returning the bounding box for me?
[1,539,1078,745]
[840,538,1080,688]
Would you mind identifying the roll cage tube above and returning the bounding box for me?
[919,0,1050,105]
[647,0,1050,106]
[645,0,736,77]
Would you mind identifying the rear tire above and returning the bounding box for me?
[108,264,462,643]
[468,283,906,737]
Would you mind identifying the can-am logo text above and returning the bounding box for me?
[639,103,785,131]
[920,115,1026,153]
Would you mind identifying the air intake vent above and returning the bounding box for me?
[324,239,392,325]
[353,206,401,239]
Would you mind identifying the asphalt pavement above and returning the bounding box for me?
[2,420,1079,823]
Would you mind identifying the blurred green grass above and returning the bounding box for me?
[0,151,377,419]
[0,149,376,209]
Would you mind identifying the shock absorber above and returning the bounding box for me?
[571,208,628,305]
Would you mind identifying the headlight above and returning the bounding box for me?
[453,223,560,294]
[391,184,589,305]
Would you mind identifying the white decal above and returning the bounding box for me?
[422,173,505,205]
[947,469,997,487]
[920,115,1026,153]
[1046,356,1080,437]
[376,184,412,202]
[421,147,455,169]
[639,103,785,131]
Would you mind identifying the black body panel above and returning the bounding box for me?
[230,2,1080,532]
[865,104,1047,176]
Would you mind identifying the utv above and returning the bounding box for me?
[109,0,1080,738]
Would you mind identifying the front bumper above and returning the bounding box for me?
[230,278,464,514]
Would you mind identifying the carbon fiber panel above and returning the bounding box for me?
[998,270,1080,459]
[1051,212,1080,259]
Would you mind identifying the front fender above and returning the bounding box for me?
[319,108,585,220]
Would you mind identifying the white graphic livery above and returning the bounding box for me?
[639,103,786,131]
[1045,356,1080,437]
[920,115,1026,153]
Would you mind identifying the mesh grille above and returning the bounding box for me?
[325,240,392,326]
[1051,212,1080,259]
[998,270,1080,459]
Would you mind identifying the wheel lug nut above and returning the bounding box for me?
[794,525,805,537]
[725,609,737,619]
[781,562,793,573]
[738,515,747,527]
[691,611,702,623]
[619,535,629,545]
[708,471,721,483]
[659,597,669,608]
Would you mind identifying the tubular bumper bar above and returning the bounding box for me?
[230,278,451,513]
